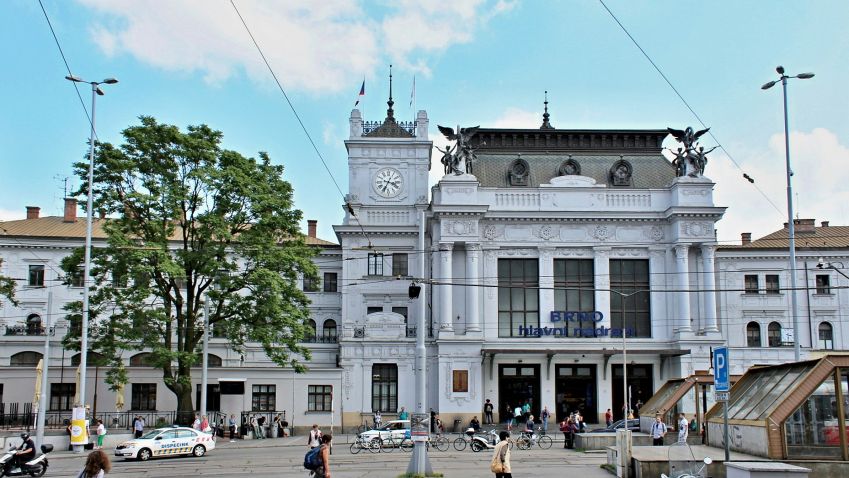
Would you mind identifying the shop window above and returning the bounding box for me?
[323,319,337,339]
[609,259,651,338]
[131,383,157,411]
[554,259,595,332]
[746,322,761,347]
[452,370,469,393]
[49,383,75,411]
[768,322,782,347]
[251,385,276,411]
[818,323,834,350]
[497,259,539,337]
[323,273,337,293]
[308,385,332,412]
[744,275,759,294]
[10,351,42,367]
[815,275,831,294]
[368,253,384,276]
[28,265,45,287]
[765,275,780,294]
[392,253,409,277]
[371,364,397,413]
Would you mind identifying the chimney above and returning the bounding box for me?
[741,232,752,245]
[26,206,40,220]
[821,221,829,227]
[795,218,816,233]
[307,219,317,238]
[63,198,78,223]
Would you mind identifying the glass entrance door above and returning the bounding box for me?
[499,364,541,423]
[612,364,653,420]
[555,364,598,422]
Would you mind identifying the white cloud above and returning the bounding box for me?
[0,209,24,221]
[490,107,539,129]
[712,128,849,242]
[78,0,512,91]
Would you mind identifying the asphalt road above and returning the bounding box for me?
[45,436,611,478]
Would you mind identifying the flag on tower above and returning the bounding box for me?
[354,80,365,107]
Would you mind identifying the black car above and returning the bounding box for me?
[588,419,641,433]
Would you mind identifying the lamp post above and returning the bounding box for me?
[816,259,849,280]
[761,66,814,362]
[64,75,118,414]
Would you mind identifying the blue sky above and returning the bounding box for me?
[2,0,848,244]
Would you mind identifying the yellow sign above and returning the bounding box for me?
[70,407,89,445]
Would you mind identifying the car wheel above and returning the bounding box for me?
[192,445,206,457]
[137,448,152,461]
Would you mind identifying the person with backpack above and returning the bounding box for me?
[489,431,511,478]
[651,415,667,446]
[304,434,332,478]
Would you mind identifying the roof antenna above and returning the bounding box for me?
[386,64,395,120]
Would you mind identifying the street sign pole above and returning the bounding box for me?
[713,347,730,462]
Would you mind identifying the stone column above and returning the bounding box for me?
[594,248,611,328]
[439,243,454,332]
[674,245,691,332]
[466,243,482,333]
[701,245,719,332]
[538,248,555,326]
[482,249,498,339]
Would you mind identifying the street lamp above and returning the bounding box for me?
[761,66,814,362]
[817,258,849,280]
[64,75,118,419]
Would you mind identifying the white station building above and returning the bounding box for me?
[2,95,848,432]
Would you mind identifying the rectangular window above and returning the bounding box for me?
[308,385,333,412]
[392,306,408,326]
[323,273,338,293]
[497,259,539,337]
[49,383,75,411]
[303,275,319,292]
[765,275,780,294]
[610,259,651,338]
[28,265,45,287]
[69,268,84,288]
[252,384,276,411]
[131,383,157,411]
[744,275,759,294]
[392,253,409,277]
[554,259,595,331]
[371,364,398,413]
[815,275,831,294]
[367,306,383,315]
[368,253,384,276]
[452,370,469,393]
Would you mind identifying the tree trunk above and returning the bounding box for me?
[175,383,194,425]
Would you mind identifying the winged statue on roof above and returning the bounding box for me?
[667,126,716,178]
[438,125,480,175]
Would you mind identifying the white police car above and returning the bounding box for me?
[115,426,215,461]
[359,420,410,445]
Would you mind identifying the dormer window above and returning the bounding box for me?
[508,155,530,186]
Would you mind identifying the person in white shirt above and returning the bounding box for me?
[373,411,382,428]
[95,420,106,450]
[677,414,689,443]
[308,424,322,449]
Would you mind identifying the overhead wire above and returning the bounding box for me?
[597,0,783,216]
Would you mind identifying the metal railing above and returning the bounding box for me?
[302,335,339,344]
[0,405,193,431]
[362,120,417,136]
[239,411,292,437]
[4,325,56,336]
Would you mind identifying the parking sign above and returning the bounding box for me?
[714,346,729,392]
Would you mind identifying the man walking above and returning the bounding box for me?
[484,399,494,425]
[605,408,613,427]
[540,406,550,434]
[651,415,667,446]
[677,413,689,443]
[228,414,237,441]
[133,416,144,439]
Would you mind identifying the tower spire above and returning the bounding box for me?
[386,64,395,120]
[540,90,553,129]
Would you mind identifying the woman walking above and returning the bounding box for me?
[490,431,512,478]
[95,420,106,450]
[78,450,111,478]
[310,434,332,478]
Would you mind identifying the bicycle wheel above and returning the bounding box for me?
[368,437,382,454]
[350,441,362,454]
[381,437,396,453]
[453,437,467,451]
[433,436,449,452]
[516,436,530,450]
[399,438,414,452]
[538,435,553,449]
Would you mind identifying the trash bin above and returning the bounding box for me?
[453,419,462,433]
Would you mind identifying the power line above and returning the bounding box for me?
[597,0,783,216]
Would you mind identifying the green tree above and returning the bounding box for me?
[0,258,17,307]
[61,116,317,416]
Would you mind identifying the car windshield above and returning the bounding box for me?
[140,430,162,439]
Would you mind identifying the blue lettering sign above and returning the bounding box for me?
[550,311,604,323]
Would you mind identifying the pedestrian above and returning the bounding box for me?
[605,408,613,428]
[435,415,445,434]
[200,415,210,433]
[373,410,382,428]
[559,418,573,449]
[398,407,409,421]
[192,413,201,430]
[524,415,535,436]
[677,413,689,443]
[133,416,144,439]
[95,420,106,450]
[512,405,522,431]
[470,416,481,432]
[540,406,550,434]
[651,415,667,446]
[504,404,512,431]
[484,399,494,425]
[228,414,237,441]
[521,401,531,421]
[66,421,73,451]
[78,449,112,478]
[308,424,322,449]
[490,431,512,478]
[310,434,332,478]
[430,409,436,434]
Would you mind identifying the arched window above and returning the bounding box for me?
[208,354,222,367]
[306,319,317,338]
[818,322,834,350]
[767,322,782,347]
[71,352,106,367]
[26,314,43,335]
[746,322,761,347]
[10,351,43,367]
[323,319,337,339]
[130,352,154,367]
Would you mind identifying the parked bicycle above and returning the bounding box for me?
[349,435,381,454]
[453,428,477,451]
[515,427,553,450]
[398,433,449,452]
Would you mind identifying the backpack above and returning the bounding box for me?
[303,446,322,470]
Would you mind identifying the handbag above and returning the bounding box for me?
[490,443,504,473]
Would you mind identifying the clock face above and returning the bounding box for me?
[373,168,403,198]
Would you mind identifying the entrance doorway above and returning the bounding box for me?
[555,364,598,423]
[612,364,653,420]
[498,364,540,423]
[196,384,221,412]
